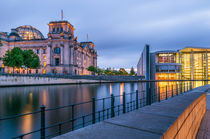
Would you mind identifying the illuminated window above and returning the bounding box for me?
[2,64,4,68]
[44,62,46,67]
[43,56,46,60]
[43,69,46,74]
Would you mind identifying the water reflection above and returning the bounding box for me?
[0,81,208,139]
[0,83,139,139]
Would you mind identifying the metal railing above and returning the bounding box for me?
[0,81,198,139]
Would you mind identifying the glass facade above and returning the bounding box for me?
[155,52,181,80]
[15,25,44,40]
[180,47,210,87]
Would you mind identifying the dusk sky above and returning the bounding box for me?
[1,0,210,69]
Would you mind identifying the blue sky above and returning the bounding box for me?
[1,0,210,69]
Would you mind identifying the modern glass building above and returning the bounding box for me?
[137,45,210,86]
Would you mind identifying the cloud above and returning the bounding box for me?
[0,0,210,68]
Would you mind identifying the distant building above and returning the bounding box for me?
[0,20,97,75]
[137,45,210,86]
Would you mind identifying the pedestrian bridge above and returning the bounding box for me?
[54,85,210,139]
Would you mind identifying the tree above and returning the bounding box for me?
[23,50,40,72]
[130,67,136,76]
[119,68,128,75]
[104,68,112,75]
[88,66,97,74]
[3,47,24,73]
[3,48,40,74]
[30,53,40,69]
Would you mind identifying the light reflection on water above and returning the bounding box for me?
[0,81,208,139]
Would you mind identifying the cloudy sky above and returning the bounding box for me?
[1,0,210,69]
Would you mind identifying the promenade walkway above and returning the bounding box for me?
[197,90,210,139]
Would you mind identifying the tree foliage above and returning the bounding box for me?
[130,67,136,76]
[3,47,24,70]
[3,47,40,73]
[87,66,136,76]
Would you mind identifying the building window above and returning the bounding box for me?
[43,49,46,54]
[44,62,46,67]
[61,27,63,32]
[57,28,59,32]
[43,69,46,74]
[43,56,46,60]
[37,49,40,54]
[54,47,61,54]
[53,28,55,32]
[55,58,60,66]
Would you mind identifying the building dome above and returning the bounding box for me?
[15,25,44,40]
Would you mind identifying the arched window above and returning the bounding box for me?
[54,47,61,54]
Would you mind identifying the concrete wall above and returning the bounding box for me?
[162,93,206,139]
[0,74,144,87]
[0,75,104,87]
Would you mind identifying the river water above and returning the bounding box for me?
[0,81,207,139]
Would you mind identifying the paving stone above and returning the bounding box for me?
[53,122,161,139]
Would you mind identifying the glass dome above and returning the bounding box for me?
[15,25,44,40]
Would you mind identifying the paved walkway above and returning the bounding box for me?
[197,90,210,139]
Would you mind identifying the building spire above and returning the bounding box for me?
[61,9,63,20]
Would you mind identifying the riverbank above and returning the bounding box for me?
[0,74,144,87]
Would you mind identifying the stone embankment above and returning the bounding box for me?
[0,73,144,87]
[54,85,209,139]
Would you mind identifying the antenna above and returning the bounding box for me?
[61,9,63,20]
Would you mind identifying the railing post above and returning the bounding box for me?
[158,86,160,102]
[176,84,178,96]
[71,104,75,131]
[40,105,46,139]
[190,81,192,90]
[136,90,139,109]
[123,92,126,113]
[180,82,182,94]
[165,86,168,100]
[172,85,174,97]
[111,94,115,118]
[92,97,96,124]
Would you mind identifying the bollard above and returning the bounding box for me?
[40,105,46,139]
[111,94,115,118]
[136,90,139,109]
[165,86,168,100]
[92,97,96,124]
[123,92,126,113]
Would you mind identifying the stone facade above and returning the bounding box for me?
[0,20,97,75]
